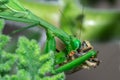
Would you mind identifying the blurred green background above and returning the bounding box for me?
[18,0,120,42]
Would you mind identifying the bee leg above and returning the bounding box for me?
[81,64,90,69]
[85,60,97,67]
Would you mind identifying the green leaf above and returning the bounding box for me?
[11,70,31,80]
[0,19,5,34]
[16,37,40,56]
[38,52,54,75]
[16,37,41,76]
[0,34,10,50]
[42,73,65,80]
[0,51,16,74]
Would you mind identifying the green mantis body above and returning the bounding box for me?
[0,0,99,74]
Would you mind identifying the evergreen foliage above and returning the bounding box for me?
[0,24,65,80]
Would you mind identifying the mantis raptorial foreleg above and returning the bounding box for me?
[43,30,56,54]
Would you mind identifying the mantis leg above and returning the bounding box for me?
[10,23,39,35]
[53,50,97,74]
[43,30,56,53]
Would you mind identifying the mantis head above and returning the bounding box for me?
[66,40,100,73]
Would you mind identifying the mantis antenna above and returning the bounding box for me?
[58,9,74,35]
[60,0,85,40]
[75,2,85,40]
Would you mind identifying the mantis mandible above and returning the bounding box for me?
[0,0,100,74]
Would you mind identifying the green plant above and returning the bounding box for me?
[0,0,99,79]
[0,20,65,80]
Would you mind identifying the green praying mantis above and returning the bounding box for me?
[0,0,100,74]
